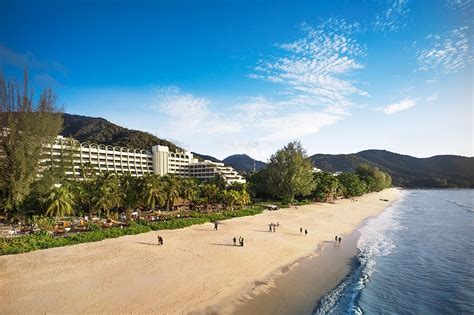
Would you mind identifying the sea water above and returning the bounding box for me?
[314,189,474,314]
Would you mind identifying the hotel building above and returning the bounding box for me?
[43,136,246,185]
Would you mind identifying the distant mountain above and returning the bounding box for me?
[310,150,474,188]
[223,154,267,173]
[61,113,181,152]
[192,152,222,163]
[38,113,474,187]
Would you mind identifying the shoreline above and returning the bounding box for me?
[0,188,401,314]
[224,230,362,315]
[213,200,396,315]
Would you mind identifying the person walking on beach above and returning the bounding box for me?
[273,225,276,232]
[338,237,342,244]
[233,237,237,246]
[305,229,308,235]
[240,238,244,247]
[214,222,218,231]
[269,224,272,232]
[157,235,161,245]
[157,236,163,246]
[335,236,338,243]
[300,227,303,233]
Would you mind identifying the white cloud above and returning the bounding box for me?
[142,20,369,159]
[257,112,342,142]
[425,93,438,102]
[446,0,472,16]
[374,0,411,33]
[416,26,473,74]
[383,98,417,114]
[149,86,241,136]
[251,19,366,112]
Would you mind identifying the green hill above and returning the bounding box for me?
[310,150,474,188]
[223,154,267,173]
[61,113,181,152]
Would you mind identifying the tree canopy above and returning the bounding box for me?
[0,71,63,215]
[265,141,315,201]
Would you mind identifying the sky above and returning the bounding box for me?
[0,0,472,161]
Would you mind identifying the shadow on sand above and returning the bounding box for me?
[252,229,271,233]
[134,242,159,246]
[192,228,213,232]
[210,243,236,247]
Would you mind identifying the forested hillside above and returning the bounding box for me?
[223,154,266,173]
[61,114,181,151]
[310,150,474,188]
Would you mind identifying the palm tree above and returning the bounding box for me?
[162,175,181,211]
[180,178,198,203]
[94,174,123,218]
[121,174,144,211]
[237,190,251,209]
[201,183,220,205]
[222,190,240,211]
[44,183,75,218]
[144,175,165,211]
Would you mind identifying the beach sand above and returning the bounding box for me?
[0,188,400,314]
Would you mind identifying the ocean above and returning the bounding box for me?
[314,189,474,314]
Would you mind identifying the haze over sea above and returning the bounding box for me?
[315,189,474,314]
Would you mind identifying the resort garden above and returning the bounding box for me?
[0,72,392,255]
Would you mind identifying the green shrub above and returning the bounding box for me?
[0,224,151,256]
[0,206,263,255]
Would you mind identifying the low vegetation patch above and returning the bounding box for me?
[0,206,263,255]
[0,222,151,255]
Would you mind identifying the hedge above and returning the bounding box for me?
[0,206,263,255]
[0,222,151,255]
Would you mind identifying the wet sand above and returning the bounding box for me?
[228,231,361,315]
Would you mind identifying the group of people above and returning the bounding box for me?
[157,235,164,246]
[335,235,342,244]
[233,236,244,247]
[299,227,308,235]
[268,222,279,232]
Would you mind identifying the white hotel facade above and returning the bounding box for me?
[44,136,246,185]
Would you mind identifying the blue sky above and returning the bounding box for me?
[0,0,472,160]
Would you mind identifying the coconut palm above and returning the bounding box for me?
[44,182,75,218]
[94,174,123,218]
[180,178,198,202]
[237,190,251,209]
[222,190,240,211]
[144,175,165,211]
[121,174,144,211]
[162,175,181,211]
[200,183,220,205]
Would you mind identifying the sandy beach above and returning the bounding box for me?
[0,188,400,314]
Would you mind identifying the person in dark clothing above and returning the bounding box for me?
[269,224,272,232]
[338,236,342,243]
[335,236,338,242]
[300,227,303,233]
[240,238,244,247]
[305,229,308,235]
[233,237,237,246]
[214,222,218,231]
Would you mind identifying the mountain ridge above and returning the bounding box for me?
[222,154,266,173]
[58,113,473,188]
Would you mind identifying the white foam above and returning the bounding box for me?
[314,192,407,314]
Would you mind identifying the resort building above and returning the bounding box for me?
[42,136,246,185]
